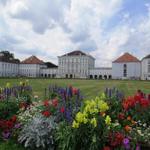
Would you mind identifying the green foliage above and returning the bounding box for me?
[0,139,25,150]
[0,101,19,119]
[18,114,57,150]
[55,122,74,150]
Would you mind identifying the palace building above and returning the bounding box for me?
[57,51,95,79]
[112,53,141,80]
[0,50,149,80]
[141,54,150,80]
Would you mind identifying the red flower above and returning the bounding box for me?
[60,106,65,113]
[109,132,124,147]
[52,98,58,107]
[122,96,137,110]
[103,146,111,150]
[42,111,51,117]
[140,98,149,108]
[44,100,49,107]
[72,88,78,95]
[118,113,125,120]
[5,120,14,129]
[11,115,17,123]
[134,94,141,103]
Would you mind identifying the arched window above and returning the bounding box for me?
[99,75,102,79]
[104,75,107,79]
[90,75,93,79]
[66,74,68,78]
[94,75,97,79]
[109,75,112,79]
[70,74,73,78]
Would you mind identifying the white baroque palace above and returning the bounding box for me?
[57,51,95,78]
[0,50,150,80]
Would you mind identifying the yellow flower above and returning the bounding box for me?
[6,82,10,88]
[72,120,79,128]
[84,104,91,113]
[105,115,111,125]
[98,101,109,112]
[76,112,86,123]
[90,118,97,128]
[83,117,88,124]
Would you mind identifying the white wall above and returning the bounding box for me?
[41,68,58,78]
[89,68,112,79]
[112,62,141,79]
[0,62,19,77]
[19,64,45,77]
[141,58,150,80]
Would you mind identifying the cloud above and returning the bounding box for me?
[0,0,10,5]
[7,0,71,34]
[0,0,150,67]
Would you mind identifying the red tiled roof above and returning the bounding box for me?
[21,55,44,64]
[113,52,140,63]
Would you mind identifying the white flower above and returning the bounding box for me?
[137,130,142,135]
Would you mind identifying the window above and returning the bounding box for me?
[123,64,127,77]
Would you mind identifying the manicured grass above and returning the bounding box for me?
[0,78,149,99]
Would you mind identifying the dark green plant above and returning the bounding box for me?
[0,101,19,119]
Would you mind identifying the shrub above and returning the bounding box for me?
[18,114,57,150]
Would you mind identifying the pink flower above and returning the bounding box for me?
[52,98,58,107]
[43,100,49,107]
[60,107,65,113]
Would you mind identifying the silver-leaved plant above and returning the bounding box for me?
[18,114,57,150]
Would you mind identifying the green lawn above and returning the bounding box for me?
[0,78,150,150]
[0,78,150,99]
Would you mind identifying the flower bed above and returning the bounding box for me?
[0,82,150,150]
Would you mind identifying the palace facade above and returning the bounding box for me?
[0,50,150,80]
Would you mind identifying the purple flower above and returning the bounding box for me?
[123,138,129,145]
[123,138,130,150]
[65,108,72,123]
[14,123,21,129]
[2,130,11,139]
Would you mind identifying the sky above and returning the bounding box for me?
[0,0,150,67]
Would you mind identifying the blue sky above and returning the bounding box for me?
[0,0,150,66]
